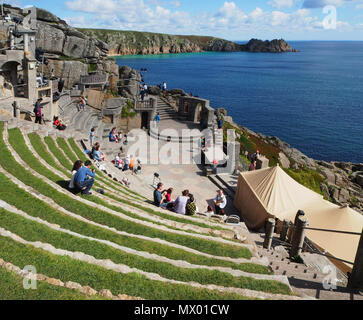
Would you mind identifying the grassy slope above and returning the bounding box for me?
[0,235,252,300]
[7,127,249,259]
[0,168,267,273]
[0,208,290,294]
[0,268,105,300]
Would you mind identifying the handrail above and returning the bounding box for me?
[304,227,361,236]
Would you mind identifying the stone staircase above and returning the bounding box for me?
[156,98,179,120]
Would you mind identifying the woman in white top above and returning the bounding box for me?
[214,189,227,215]
[69,160,84,190]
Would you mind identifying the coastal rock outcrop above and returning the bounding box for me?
[240,39,298,53]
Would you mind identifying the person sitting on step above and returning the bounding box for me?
[69,160,83,192]
[154,183,167,208]
[214,189,227,216]
[93,144,106,162]
[74,160,95,196]
[54,116,67,131]
[186,194,197,216]
[109,128,119,143]
[173,190,190,215]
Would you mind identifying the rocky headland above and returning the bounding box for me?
[79,29,298,56]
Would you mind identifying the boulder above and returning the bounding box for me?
[36,22,65,55]
[356,174,363,187]
[80,286,98,297]
[99,289,114,299]
[352,164,363,172]
[216,108,228,117]
[279,152,291,169]
[320,183,330,200]
[65,281,83,291]
[317,161,335,170]
[321,168,336,185]
[148,86,161,95]
[339,188,350,203]
[36,8,60,23]
[168,88,186,96]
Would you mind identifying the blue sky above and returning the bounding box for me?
[7,0,363,40]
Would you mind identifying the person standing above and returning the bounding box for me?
[214,189,227,216]
[34,98,43,124]
[74,160,95,196]
[155,113,160,126]
[249,160,257,172]
[90,128,96,147]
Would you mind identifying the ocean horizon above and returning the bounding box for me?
[116,41,363,163]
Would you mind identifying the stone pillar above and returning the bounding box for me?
[10,32,15,49]
[256,156,269,170]
[348,229,363,290]
[24,58,37,103]
[263,218,276,250]
[280,220,289,242]
[13,101,20,118]
[290,216,308,258]
[23,33,29,54]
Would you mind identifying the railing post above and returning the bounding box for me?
[290,215,308,258]
[263,218,276,250]
[287,222,294,243]
[348,228,363,291]
[13,101,20,118]
[280,219,289,242]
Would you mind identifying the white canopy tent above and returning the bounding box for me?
[234,166,363,267]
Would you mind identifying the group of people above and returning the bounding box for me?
[249,150,261,172]
[114,154,141,175]
[77,96,87,112]
[154,183,227,217]
[69,160,95,196]
[109,128,125,144]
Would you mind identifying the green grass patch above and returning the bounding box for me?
[285,167,325,196]
[0,236,253,300]
[44,136,72,171]
[0,208,290,295]
[0,267,105,300]
[28,134,69,177]
[56,138,78,163]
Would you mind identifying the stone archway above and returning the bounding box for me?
[0,60,22,98]
[196,103,202,122]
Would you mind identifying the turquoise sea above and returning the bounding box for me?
[116,41,363,163]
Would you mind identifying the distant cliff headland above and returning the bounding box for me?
[78,29,298,56]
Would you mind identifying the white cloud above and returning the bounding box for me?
[63,0,357,38]
[268,0,294,9]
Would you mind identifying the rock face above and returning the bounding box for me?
[4,5,118,89]
[240,39,298,53]
[79,29,251,56]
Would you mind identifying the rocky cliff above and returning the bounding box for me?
[2,5,120,88]
[79,29,297,56]
[78,29,243,56]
